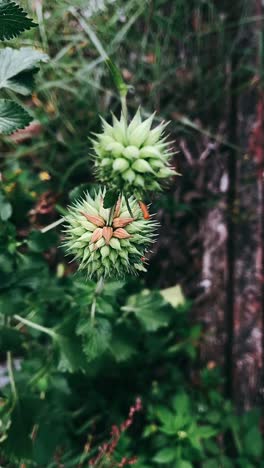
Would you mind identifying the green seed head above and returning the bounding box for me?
[92,108,177,195]
[62,188,158,279]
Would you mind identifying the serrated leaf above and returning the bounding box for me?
[110,326,136,362]
[0,99,31,134]
[77,317,112,361]
[125,290,171,331]
[56,334,87,373]
[6,68,39,95]
[103,189,119,209]
[153,447,176,463]
[0,1,37,40]
[0,47,48,94]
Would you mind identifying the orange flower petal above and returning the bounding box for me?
[113,217,134,228]
[80,212,105,227]
[102,226,113,244]
[138,201,150,220]
[113,228,131,239]
[91,228,103,243]
[114,198,122,218]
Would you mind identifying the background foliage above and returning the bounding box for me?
[0,0,263,466]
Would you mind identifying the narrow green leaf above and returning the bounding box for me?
[0,0,37,40]
[0,201,12,220]
[0,99,31,134]
[105,58,128,97]
[103,189,119,209]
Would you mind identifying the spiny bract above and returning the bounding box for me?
[63,189,158,279]
[92,108,177,195]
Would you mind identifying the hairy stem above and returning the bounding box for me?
[14,315,56,339]
[7,351,18,401]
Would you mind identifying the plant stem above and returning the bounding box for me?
[40,217,64,233]
[7,351,18,401]
[124,194,134,218]
[13,315,56,339]
[121,94,128,121]
[90,277,104,323]
[107,203,116,226]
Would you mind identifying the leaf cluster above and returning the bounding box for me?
[0,1,47,135]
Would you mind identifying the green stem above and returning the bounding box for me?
[40,217,64,233]
[90,277,104,323]
[107,203,116,226]
[7,351,18,401]
[14,315,56,339]
[121,94,128,121]
[231,425,242,455]
[124,194,134,218]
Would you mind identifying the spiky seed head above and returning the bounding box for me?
[92,108,177,195]
[62,188,158,279]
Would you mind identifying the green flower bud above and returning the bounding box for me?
[106,141,124,157]
[140,146,161,159]
[113,158,130,172]
[123,145,140,159]
[132,159,154,174]
[123,168,136,183]
[134,174,145,187]
[157,167,176,178]
[101,158,111,167]
[63,188,158,279]
[91,108,178,194]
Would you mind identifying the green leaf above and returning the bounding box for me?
[0,200,12,220]
[0,1,37,40]
[5,67,39,96]
[198,425,219,439]
[1,397,40,461]
[177,461,193,468]
[0,47,48,95]
[0,326,24,351]
[27,230,58,253]
[244,426,263,457]
[160,284,186,308]
[77,317,112,361]
[172,392,190,414]
[56,334,88,373]
[110,326,136,362]
[153,447,177,463]
[105,58,128,97]
[124,290,171,331]
[0,99,31,134]
[103,189,119,209]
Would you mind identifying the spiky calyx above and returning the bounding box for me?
[63,189,158,279]
[92,108,177,195]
